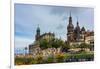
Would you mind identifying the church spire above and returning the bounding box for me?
[67,11,74,30]
[75,16,80,33]
[69,11,72,23]
[38,24,39,28]
[76,16,79,25]
[35,24,40,40]
[70,11,71,17]
[75,16,80,42]
[37,24,40,32]
[67,11,74,42]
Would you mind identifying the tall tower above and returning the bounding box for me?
[67,12,74,42]
[74,21,80,42]
[35,25,40,40]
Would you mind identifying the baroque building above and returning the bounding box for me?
[35,25,55,41]
[29,25,55,55]
[67,13,94,46]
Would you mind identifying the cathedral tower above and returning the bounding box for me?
[35,25,40,40]
[74,20,80,42]
[67,12,74,42]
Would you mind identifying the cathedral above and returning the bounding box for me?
[67,13,94,45]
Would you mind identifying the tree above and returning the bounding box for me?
[52,39,64,48]
[55,53,65,62]
[39,38,64,49]
[79,43,88,51]
[35,55,43,64]
[62,42,70,52]
[39,39,49,49]
[45,56,54,63]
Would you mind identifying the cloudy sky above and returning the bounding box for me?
[14,4,94,49]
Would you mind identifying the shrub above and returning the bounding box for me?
[45,56,54,63]
[35,55,43,64]
[55,54,65,62]
[15,57,25,65]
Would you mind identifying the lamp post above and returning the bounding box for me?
[24,47,28,64]
[25,47,28,56]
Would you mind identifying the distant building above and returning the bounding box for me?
[35,25,55,41]
[67,13,94,46]
[85,31,94,44]
[29,25,55,55]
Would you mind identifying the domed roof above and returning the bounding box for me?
[67,12,74,29]
[36,25,40,32]
[75,22,80,31]
[67,23,74,29]
[81,27,85,31]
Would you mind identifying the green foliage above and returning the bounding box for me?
[80,43,88,48]
[62,43,70,52]
[40,39,49,49]
[72,53,94,59]
[35,55,43,64]
[39,38,66,49]
[45,56,54,63]
[75,43,91,51]
[15,57,25,65]
[64,53,72,59]
[52,39,64,48]
[15,52,94,65]
[55,54,65,62]
[72,44,80,48]
[15,41,94,65]
[15,57,35,65]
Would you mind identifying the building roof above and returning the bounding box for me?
[81,27,85,31]
[40,32,55,37]
[85,31,94,36]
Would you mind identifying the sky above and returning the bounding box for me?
[14,3,94,49]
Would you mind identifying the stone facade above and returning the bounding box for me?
[29,26,55,55]
[67,13,94,46]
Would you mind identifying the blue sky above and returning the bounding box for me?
[14,4,94,49]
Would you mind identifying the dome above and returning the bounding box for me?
[75,22,80,32]
[36,26,40,32]
[67,13,74,29]
[67,23,74,32]
[81,27,85,31]
[67,23,74,29]
[67,13,74,32]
